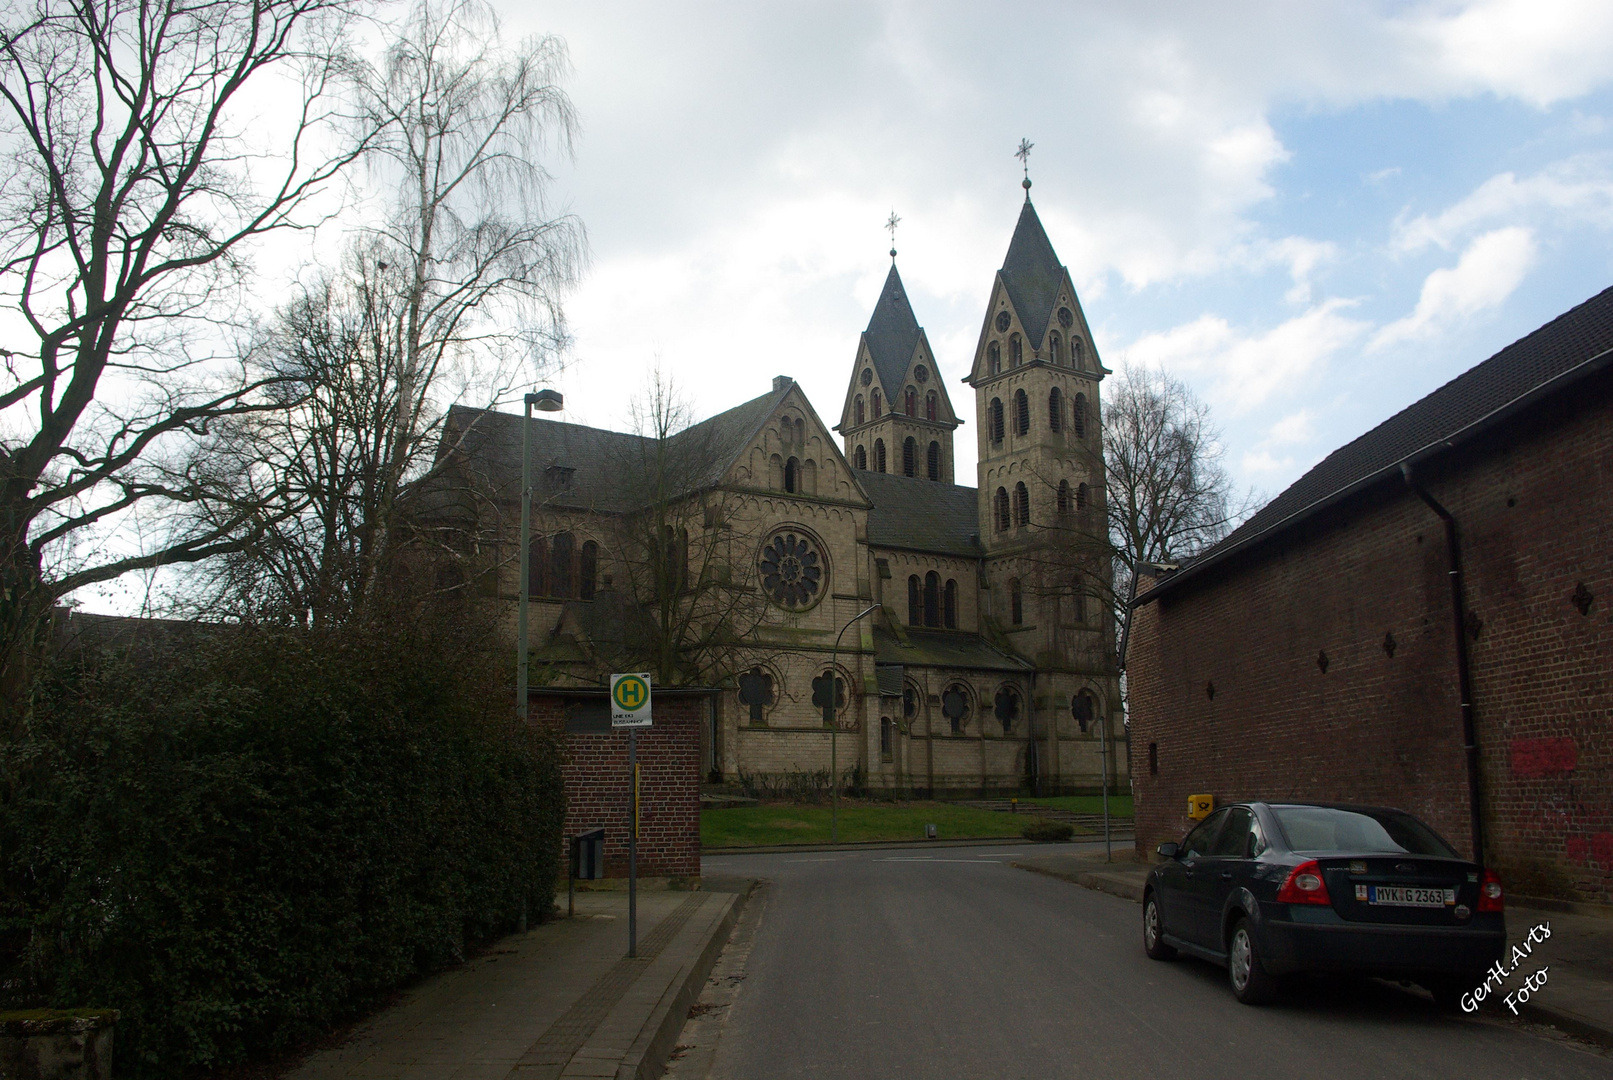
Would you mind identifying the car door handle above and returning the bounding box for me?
[1219,871,1233,881]
[1183,868,1195,878]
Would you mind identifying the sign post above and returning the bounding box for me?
[611,673,652,957]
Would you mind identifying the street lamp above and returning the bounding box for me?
[516,389,564,723]
[826,603,880,844]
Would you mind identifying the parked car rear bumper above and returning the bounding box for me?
[1259,917,1504,978]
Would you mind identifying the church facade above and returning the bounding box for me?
[430,195,1124,796]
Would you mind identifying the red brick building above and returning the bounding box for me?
[1125,288,1613,908]
[528,688,711,881]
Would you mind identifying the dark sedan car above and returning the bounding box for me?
[1142,802,1506,1006]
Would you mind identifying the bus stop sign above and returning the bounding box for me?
[611,673,652,728]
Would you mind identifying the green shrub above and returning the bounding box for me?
[1022,819,1076,843]
[0,615,563,1077]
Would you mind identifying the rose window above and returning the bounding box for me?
[759,531,824,610]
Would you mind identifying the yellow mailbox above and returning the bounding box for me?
[1187,793,1215,820]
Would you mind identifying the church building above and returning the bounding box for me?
[429,190,1124,796]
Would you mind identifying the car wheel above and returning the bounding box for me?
[1227,917,1278,1005]
[1143,893,1176,960]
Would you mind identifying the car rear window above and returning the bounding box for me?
[1270,806,1458,857]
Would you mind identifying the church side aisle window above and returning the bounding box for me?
[994,686,1021,733]
[738,667,776,724]
[880,716,894,760]
[907,575,921,626]
[923,571,940,627]
[942,684,971,734]
[1009,578,1023,624]
[944,578,958,629]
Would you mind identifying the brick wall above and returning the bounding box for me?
[1127,374,1612,906]
[529,691,704,879]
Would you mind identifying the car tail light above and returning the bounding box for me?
[1477,869,1504,912]
[1276,859,1332,905]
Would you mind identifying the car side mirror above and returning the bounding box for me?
[1156,842,1179,859]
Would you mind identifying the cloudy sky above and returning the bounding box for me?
[495,0,1613,503]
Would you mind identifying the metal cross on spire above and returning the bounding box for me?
[1016,138,1034,197]
[885,209,901,260]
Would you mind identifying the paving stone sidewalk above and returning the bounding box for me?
[1010,850,1613,1048]
[287,889,741,1080]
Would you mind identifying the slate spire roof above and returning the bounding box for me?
[862,263,923,393]
[999,200,1066,349]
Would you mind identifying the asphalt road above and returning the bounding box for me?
[700,842,1610,1080]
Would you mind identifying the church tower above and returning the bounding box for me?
[963,180,1119,775]
[835,261,962,482]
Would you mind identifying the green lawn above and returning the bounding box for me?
[1019,794,1134,818]
[701,800,1085,848]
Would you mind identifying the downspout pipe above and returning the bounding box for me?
[1400,463,1485,867]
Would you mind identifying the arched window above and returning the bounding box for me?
[905,387,916,416]
[1073,339,1085,368]
[738,667,775,723]
[902,437,916,477]
[1014,481,1030,526]
[994,487,1010,532]
[1014,389,1029,436]
[1049,387,1063,432]
[941,683,971,735]
[1072,689,1096,733]
[880,716,894,759]
[1009,578,1023,625]
[1076,482,1089,510]
[855,396,864,425]
[944,579,958,629]
[795,418,804,444]
[994,686,1021,732]
[908,575,921,626]
[1050,331,1063,365]
[1072,592,1086,625]
[925,391,938,421]
[987,342,1001,375]
[854,444,867,470]
[551,531,575,598]
[784,457,799,493]
[926,440,940,481]
[528,535,547,598]
[872,388,882,418]
[1010,334,1023,367]
[924,571,940,628]
[1057,480,1071,516]
[1073,393,1087,438]
[989,398,1004,444]
[903,685,920,722]
[580,540,598,600]
[875,439,887,473]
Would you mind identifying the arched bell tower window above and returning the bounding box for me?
[872,389,882,418]
[1073,393,1087,438]
[923,571,941,628]
[1013,482,1029,526]
[1073,340,1085,368]
[925,391,938,421]
[926,440,940,481]
[987,342,1001,375]
[1049,387,1063,432]
[1050,331,1063,365]
[902,437,917,477]
[994,487,1010,532]
[855,396,864,425]
[1014,390,1029,436]
[1057,480,1071,516]
[875,439,887,473]
[905,387,916,417]
[1010,334,1023,367]
[989,398,1005,444]
[1076,482,1089,510]
[854,445,867,470]
[908,574,921,626]
[1009,578,1023,625]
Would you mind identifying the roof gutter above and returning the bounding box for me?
[1133,342,1613,608]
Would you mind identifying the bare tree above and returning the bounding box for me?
[185,0,585,622]
[0,0,370,699]
[1103,364,1246,603]
[598,370,776,687]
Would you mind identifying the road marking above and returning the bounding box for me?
[879,857,1003,863]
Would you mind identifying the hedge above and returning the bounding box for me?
[0,617,563,1077]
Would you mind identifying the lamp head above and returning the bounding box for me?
[527,388,564,412]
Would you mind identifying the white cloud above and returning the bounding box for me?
[1371,227,1538,349]
[1113,300,1369,414]
[1392,155,1613,252]
[1395,0,1613,107]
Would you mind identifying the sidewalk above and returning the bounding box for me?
[286,887,744,1080]
[1009,850,1613,1048]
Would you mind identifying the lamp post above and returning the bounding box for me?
[516,389,565,723]
[827,603,880,844]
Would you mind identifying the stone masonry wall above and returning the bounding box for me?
[529,692,703,880]
[1126,375,1612,906]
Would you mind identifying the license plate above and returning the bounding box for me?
[1354,884,1456,907]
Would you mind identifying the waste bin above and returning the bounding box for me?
[571,828,605,880]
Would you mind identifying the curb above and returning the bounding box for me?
[703,837,1037,855]
[1011,861,1148,903]
[619,886,750,1080]
[1516,1001,1613,1051]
